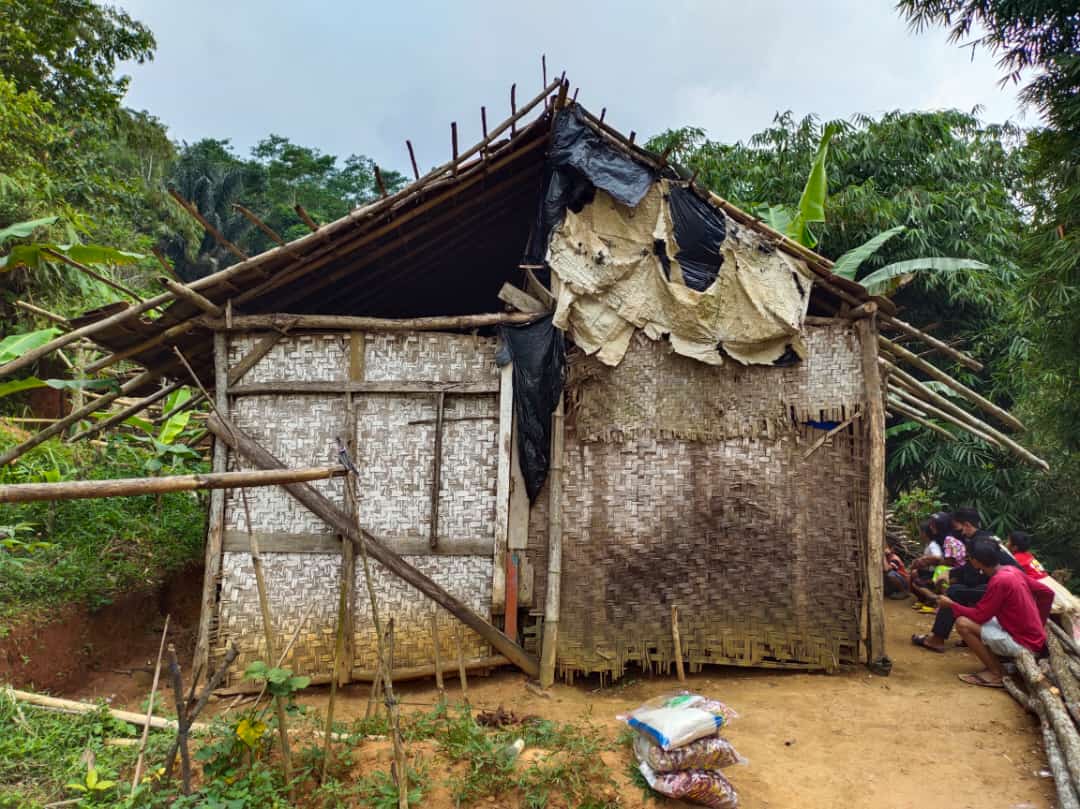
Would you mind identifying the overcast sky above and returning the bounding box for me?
[117,0,1026,171]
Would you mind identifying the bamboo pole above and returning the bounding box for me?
[879,336,1023,432]
[232,204,289,250]
[888,385,1000,446]
[168,189,249,261]
[68,380,185,444]
[14,300,69,328]
[406,140,420,181]
[294,204,319,232]
[0,369,159,466]
[131,616,169,793]
[206,413,539,677]
[881,358,1048,470]
[0,465,346,503]
[431,608,445,697]
[885,397,958,442]
[84,315,202,374]
[428,391,445,550]
[202,312,537,333]
[41,248,145,304]
[456,623,470,705]
[539,396,565,688]
[671,606,686,682]
[856,315,888,670]
[880,313,982,372]
[6,689,205,732]
[159,277,224,317]
[164,645,191,793]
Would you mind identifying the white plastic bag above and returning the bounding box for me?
[618,692,737,751]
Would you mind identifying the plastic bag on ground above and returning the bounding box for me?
[639,761,739,809]
[633,733,747,772]
[618,692,738,750]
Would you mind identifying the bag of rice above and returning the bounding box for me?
[617,692,737,751]
[633,733,747,772]
[639,761,739,809]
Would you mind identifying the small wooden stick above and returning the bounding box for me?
[168,188,249,261]
[294,204,319,232]
[13,300,70,328]
[629,131,636,144]
[375,166,388,198]
[510,84,517,135]
[164,645,191,794]
[431,607,444,697]
[150,247,179,280]
[41,248,145,303]
[232,203,287,247]
[456,623,469,706]
[599,107,606,123]
[481,107,488,140]
[450,123,459,173]
[365,660,383,719]
[131,616,170,793]
[406,141,420,181]
[671,605,685,682]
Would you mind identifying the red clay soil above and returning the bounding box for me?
[0,564,203,696]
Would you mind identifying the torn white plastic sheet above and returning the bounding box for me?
[547,180,813,366]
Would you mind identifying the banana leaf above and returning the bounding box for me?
[0,328,61,363]
[0,216,58,245]
[859,257,989,296]
[831,226,907,280]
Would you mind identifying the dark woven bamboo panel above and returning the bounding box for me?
[212,330,500,681]
[529,323,868,679]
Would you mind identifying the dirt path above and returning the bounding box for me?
[69,598,1053,808]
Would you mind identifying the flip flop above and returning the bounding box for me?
[958,672,1004,689]
[912,634,945,654]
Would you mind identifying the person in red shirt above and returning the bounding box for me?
[1007,530,1049,580]
[939,537,1054,688]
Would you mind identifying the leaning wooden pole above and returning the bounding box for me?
[68,380,185,444]
[539,395,565,688]
[856,311,888,671]
[0,466,346,503]
[206,413,539,677]
[131,616,170,794]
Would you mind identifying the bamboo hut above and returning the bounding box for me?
[0,77,1049,688]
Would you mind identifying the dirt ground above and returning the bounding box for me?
[65,598,1053,809]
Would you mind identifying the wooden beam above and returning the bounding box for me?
[222,531,493,556]
[0,369,159,466]
[888,385,1000,446]
[879,336,1023,432]
[498,283,548,314]
[203,312,537,333]
[880,313,982,372]
[294,204,319,232]
[84,316,202,374]
[228,380,499,396]
[41,248,145,304]
[69,379,185,443]
[205,412,539,678]
[539,396,565,688]
[886,397,959,442]
[168,189,249,261]
[233,203,288,248]
[855,316,888,672]
[428,391,445,550]
[159,277,224,317]
[13,300,70,328]
[226,332,285,386]
[492,363,513,613]
[0,466,346,504]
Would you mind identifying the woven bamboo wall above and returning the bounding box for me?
[526,325,868,679]
[212,332,499,682]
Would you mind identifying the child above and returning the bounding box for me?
[884,542,910,598]
[1007,530,1048,581]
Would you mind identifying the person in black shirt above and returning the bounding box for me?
[912,507,1019,653]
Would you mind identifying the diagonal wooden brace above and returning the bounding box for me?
[206,412,539,678]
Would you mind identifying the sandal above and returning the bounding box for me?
[912,634,945,654]
[958,672,1004,689]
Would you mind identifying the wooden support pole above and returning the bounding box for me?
[0,465,346,503]
[0,369,159,466]
[879,335,1023,431]
[431,608,445,697]
[456,622,470,705]
[168,189,248,261]
[202,311,537,333]
[164,645,192,793]
[294,204,319,232]
[159,276,224,317]
[131,616,169,794]
[406,140,420,181]
[671,605,686,682]
[428,391,445,550]
[881,358,1048,470]
[206,413,539,677]
[539,396,565,688]
[41,248,145,304]
[68,380,185,444]
[880,313,982,372]
[855,315,888,672]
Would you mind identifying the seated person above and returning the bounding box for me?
[884,542,910,598]
[909,518,945,606]
[939,536,1054,688]
[912,506,1021,653]
[1007,530,1049,581]
[910,513,961,605]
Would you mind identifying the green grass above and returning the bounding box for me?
[0,430,207,628]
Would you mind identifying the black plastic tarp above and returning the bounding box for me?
[496,315,566,502]
[667,183,727,291]
[524,106,656,265]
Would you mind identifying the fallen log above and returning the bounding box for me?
[1047,631,1080,726]
[206,413,539,678]
[5,688,206,733]
[1017,649,1080,798]
[0,466,347,503]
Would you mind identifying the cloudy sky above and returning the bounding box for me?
[118,0,1026,171]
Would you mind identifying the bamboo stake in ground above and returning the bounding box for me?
[671,606,686,682]
[164,645,191,794]
[456,623,470,707]
[431,608,445,698]
[131,616,170,794]
[384,618,409,809]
